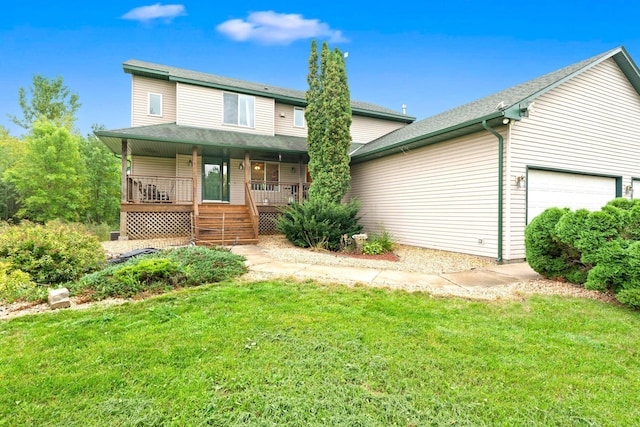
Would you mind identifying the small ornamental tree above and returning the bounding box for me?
[305,40,352,204]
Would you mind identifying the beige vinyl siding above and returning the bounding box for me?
[131,76,176,127]
[176,154,198,202]
[350,131,501,258]
[274,103,307,137]
[229,158,245,205]
[132,156,175,177]
[507,57,640,260]
[274,102,407,141]
[351,115,407,143]
[177,82,275,135]
[279,162,302,183]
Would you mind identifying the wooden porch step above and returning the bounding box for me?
[195,204,257,246]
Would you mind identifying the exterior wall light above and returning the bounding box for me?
[239,162,244,170]
[515,175,526,189]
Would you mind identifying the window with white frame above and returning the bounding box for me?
[223,93,255,127]
[148,93,162,116]
[293,107,305,128]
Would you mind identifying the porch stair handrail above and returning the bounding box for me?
[245,181,260,238]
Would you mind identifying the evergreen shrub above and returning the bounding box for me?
[277,199,363,251]
[524,207,575,281]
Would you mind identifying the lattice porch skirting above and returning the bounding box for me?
[259,211,281,235]
[126,211,192,240]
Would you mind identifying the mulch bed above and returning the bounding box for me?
[336,251,399,262]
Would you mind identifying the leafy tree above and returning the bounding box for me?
[9,74,81,132]
[80,126,121,226]
[0,127,22,220]
[305,40,353,203]
[4,120,87,222]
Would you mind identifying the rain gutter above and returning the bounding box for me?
[482,120,504,263]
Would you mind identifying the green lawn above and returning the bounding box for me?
[1,280,638,426]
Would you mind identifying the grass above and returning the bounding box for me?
[1,280,639,426]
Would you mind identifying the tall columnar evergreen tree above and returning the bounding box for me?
[305,40,353,204]
[4,120,87,222]
[9,74,81,132]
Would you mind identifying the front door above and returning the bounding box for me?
[203,158,229,202]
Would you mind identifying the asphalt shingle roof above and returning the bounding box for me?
[124,59,415,123]
[352,46,639,160]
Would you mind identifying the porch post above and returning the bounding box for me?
[192,146,198,218]
[298,157,303,203]
[119,139,128,240]
[244,151,250,183]
[121,139,128,202]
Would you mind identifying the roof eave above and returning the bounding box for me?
[351,112,505,164]
[94,129,309,155]
[124,62,413,122]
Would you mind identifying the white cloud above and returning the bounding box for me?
[122,3,186,23]
[216,11,347,45]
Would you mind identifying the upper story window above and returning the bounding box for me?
[293,107,305,128]
[223,93,255,127]
[148,93,162,116]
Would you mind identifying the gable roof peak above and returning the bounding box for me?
[352,46,640,161]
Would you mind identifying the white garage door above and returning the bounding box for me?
[633,179,640,199]
[527,170,616,223]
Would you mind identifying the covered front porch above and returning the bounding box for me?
[96,123,310,244]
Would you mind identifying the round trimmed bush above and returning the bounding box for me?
[525,207,573,280]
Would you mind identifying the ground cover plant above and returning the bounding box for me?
[1,280,638,426]
[72,246,246,300]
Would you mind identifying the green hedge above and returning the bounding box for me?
[525,198,640,309]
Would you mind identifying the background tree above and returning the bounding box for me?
[9,75,81,132]
[4,120,87,222]
[0,127,23,220]
[305,41,353,204]
[80,126,121,226]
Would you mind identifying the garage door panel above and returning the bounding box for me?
[528,170,616,223]
[632,179,640,200]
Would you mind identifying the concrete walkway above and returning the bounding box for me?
[231,245,541,294]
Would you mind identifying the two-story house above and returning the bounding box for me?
[96,59,415,245]
[97,46,640,262]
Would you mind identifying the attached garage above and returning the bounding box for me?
[527,169,619,223]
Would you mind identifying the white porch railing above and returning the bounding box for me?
[250,181,310,205]
[126,176,193,203]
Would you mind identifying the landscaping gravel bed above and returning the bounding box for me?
[256,235,495,274]
[1,235,618,321]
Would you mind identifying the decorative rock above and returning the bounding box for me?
[48,288,71,309]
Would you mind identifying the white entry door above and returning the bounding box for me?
[527,169,616,223]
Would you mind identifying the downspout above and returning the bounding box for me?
[482,120,503,263]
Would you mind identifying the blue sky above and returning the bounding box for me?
[2,1,639,137]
